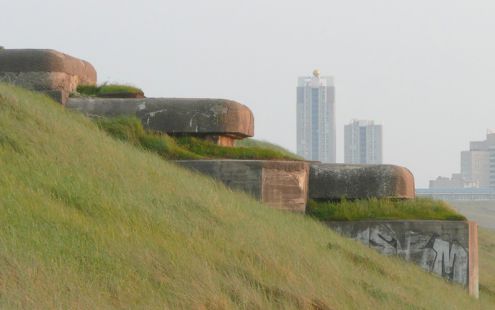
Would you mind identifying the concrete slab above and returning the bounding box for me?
[0,49,97,104]
[67,98,254,140]
[176,160,309,212]
[309,164,415,200]
[326,220,478,297]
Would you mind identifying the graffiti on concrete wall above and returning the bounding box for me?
[421,236,468,284]
[341,224,468,285]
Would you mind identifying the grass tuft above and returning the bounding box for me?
[76,84,99,96]
[75,84,144,97]
[307,198,466,221]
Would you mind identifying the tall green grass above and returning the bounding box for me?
[95,116,201,160]
[479,228,495,307]
[307,198,466,221]
[95,116,301,160]
[0,83,489,308]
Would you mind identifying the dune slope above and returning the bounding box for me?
[0,84,485,309]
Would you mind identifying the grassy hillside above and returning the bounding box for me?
[0,83,490,308]
[479,228,495,307]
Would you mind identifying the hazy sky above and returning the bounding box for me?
[2,0,495,187]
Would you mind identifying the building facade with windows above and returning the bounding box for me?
[461,132,495,189]
[344,120,383,164]
[424,131,495,199]
[296,70,336,162]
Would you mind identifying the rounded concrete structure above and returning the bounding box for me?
[309,163,415,200]
[0,49,97,104]
[0,49,96,82]
[67,98,254,141]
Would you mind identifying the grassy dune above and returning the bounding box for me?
[480,228,495,307]
[0,83,491,308]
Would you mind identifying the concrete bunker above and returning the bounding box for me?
[67,97,254,146]
[327,220,479,297]
[176,160,309,212]
[309,163,416,201]
[0,49,96,104]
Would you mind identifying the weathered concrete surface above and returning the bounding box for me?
[176,160,309,212]
[309,164,415,200]
[67,98,254,140]
[0,49,97,104]
[326,220,479,297]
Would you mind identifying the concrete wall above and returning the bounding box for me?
[176,160,309,212]
[67,98,254,143]
[0,49,96,104]
[310,163,415,200]
[326,220,479,297]
[176,160,417,212]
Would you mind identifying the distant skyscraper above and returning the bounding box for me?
[296,70,336,162]
[344,120,383,164]
[461,132,495,189]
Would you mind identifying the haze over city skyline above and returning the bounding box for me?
[2,0,495,187]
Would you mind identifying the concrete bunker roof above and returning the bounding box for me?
[0,49,96,84]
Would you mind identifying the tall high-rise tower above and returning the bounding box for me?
[296,70,336,162]
[344,120,383,164]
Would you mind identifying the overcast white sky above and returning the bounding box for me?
[2,0,495,187]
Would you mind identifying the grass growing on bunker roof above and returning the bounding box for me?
[235,138,303,160]
[75,83,144,97]
[94,116,301,161]
[307,198,467,221]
